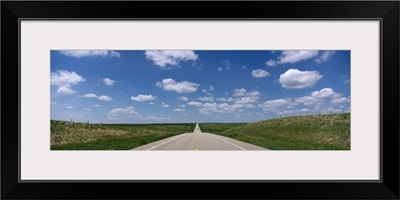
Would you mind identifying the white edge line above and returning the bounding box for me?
[207,133,246,151]
[146,133,188,151]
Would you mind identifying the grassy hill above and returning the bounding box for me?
[51,120,195,150]
[201,113,350,150]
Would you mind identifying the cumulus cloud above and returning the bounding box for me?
[102,78,115,86]
[83,93,112,101]
[266,50,319,66]
[332,97,350,104]
[156,78,200,93]
[311,88,340,100]
[84,93,98,98]
[199,103,236,115]
[216,97,234,102]
[98,95,112,101]
[260,98,293,112]
[218,67,223,72]
[265,60,277,67]
[198,96,215,102]
[59,50,120,58]
[173,108,185,112]
[222,60,231,70]
[316,51,336,63]
[279,69,322,89]
[295,88,345,107]
[341,75,350,84]
[161,102,170,108]
[108,106,136,116]
[57,85,76,94]
[233,91,261,109]
[131,94,157,102]
[107,106,170,121]
[178,96,189,101]
[187,101,203,107]
[209,85,215,91]
[50,70,85,94]
[66,106,73,109]
[259,88,349,114]
[145,50,198,69]
[251,69,270,78]
[233,88,247,97]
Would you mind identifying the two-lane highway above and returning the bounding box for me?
[132,123,266,150]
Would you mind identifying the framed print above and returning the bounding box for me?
[2,1,399,200]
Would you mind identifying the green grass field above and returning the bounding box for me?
[200,113,350,150]
[51,120,195,150]
[51,113,350,150]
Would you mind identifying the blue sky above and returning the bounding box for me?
[50,50,350,123]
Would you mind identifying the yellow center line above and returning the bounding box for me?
[195,132,199,150]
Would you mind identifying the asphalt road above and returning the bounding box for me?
[132,123,266,151]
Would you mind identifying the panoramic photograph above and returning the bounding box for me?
[50,50,350,150]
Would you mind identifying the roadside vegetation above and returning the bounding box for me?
[51,120,195,150]
[199,113,350,150]
[197,123,246,134]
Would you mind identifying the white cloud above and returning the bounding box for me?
[50,70,85,94]
[218,67,223,72]
[156,78,200,93]
[161,102,170,108]
[144,50,198,69]
[187,101,203,107]
[279,69,322,89]
[260,98,293,112]
[265,60,277,67]
[332,97,350,104]
[59,50,120,58]
[209,85,215,91]
[311,88,340,100]
[295,88,345,107]
[84,93,98,98]
[131,94,157,102]
[84,93,112,101]
[251,69,270,78]
[233,88,247,97]
[258,88,349,114]
[233,91,261,109]
[141,116,171,121]
[222,60,231,70]
[316,51,336,63]
[266,50,319,66]
[57,85,76,94]
[178,96,189,101]
[107,106,170,121]
[149,102,155,105]
[66,106,73,109]
[108,106,136,116]
[341,75,350,84]
[199,103,236,115]
[242,65,246,69]
[102,78,115,86]
[98,95,112,101]
[94,104,101,107]
[173,108,185,112]
[216,97,234,102]
[198,96,215,102]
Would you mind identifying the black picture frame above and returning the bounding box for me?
[2,1,399,199]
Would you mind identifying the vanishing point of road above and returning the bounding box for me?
[132,123,266,151]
